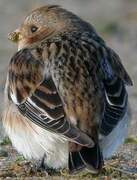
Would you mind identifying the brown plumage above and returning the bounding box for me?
[3,5,132,174]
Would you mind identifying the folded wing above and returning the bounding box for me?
[8,48,94,148]
[98,46,132,136]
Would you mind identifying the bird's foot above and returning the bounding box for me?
[29,154,58,176]
[26,154,48,176]
[35,162,59,176]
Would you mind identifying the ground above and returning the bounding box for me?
[0,0,137,179]
[0,137,137,179]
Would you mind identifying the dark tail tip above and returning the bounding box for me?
[69,144,103,174]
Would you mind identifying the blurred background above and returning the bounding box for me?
[0,0,137,140]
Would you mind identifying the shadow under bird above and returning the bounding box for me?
[3,5,133,174]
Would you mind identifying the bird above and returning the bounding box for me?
[3,5,133,174]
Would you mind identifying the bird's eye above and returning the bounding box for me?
[31,25,38,33]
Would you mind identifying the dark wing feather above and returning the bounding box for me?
[81,33,132,136]
[98,46,131,136]
[18,77,94,147]
[100,77,128,136]
[8,48,94,147]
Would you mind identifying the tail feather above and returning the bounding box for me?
[69,144,103,174]
[69,151,85,173]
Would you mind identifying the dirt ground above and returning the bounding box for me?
[0,139,137,179]
[0,0,137,179]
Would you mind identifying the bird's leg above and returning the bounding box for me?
[38,153,47,170]
[36,153,50,174]
[27,154,48,176]
[30,154,58,175]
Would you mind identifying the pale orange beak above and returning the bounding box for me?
[8,29,22,43]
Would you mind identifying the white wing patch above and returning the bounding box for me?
[10,92,20,105]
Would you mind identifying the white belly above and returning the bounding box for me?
[3,104,68,169]
[3,103,128,169]
[99,111,129,159]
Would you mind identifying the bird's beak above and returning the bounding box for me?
[8,29,22,43]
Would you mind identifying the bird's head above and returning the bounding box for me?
[8,5,84,50]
